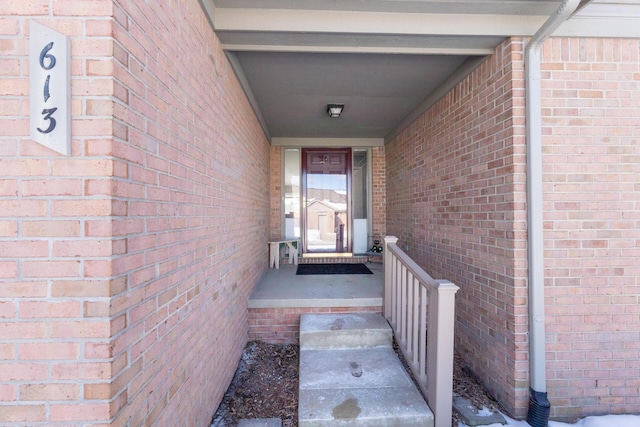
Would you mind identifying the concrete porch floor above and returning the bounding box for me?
[248,262,383,309]
[247,262,384,343]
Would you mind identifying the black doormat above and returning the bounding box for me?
[296,263,373,275]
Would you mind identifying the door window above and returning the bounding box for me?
[303,149,351,253]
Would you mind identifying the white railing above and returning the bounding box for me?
[384,236,459,427]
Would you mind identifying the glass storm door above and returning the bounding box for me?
[302,148,352,253]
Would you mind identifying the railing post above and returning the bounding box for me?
[427,279,459,427]
[383,236,398,320]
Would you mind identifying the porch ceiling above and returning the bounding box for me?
[200,0,640,144]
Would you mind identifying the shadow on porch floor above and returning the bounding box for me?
[248,262,383,343]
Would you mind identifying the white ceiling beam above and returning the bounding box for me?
[207,2,640,43]
[271,138,384,147]
[220,44,495,55]
[213,8,548,37]
[211,0,562,16]
[555,17,640,38]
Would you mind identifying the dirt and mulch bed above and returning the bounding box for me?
[211,341,501,427]
[211,342,300,427]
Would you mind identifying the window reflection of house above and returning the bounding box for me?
[306,188,347,251]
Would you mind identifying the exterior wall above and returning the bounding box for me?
[371,146,386,242]
[0,3,118,425]
[248,306,382,344]
[386,36,640,420]
[269,146,282,240]
[541,38,640,420]
[0,1,270,426]
[385,39,530,417]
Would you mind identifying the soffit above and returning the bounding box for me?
[200,0,640,143]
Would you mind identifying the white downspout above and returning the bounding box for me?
[525,1,581,425]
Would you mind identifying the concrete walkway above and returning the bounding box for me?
[298,313,434,426]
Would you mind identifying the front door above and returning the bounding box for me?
[302,148,352,253]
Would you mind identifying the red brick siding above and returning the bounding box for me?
[0,3,116,425]
[541,38,640,420]
[386,39,529,417]
[0,0,270,426]
[108,1,270,426]
[270,146,282,240]
[386,36,640,420]
[371,146,387,241]
[249,306,383,345]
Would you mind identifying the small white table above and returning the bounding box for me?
[268,239,299,269]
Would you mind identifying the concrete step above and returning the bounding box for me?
[299,387,433,427]
[299,313,392,350]
[298,313,434,427]
[237,419,281,427]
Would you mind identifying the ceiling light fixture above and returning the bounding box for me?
[327,104,344,118]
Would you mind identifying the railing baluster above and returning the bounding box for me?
[412,275,419,367]
[406,273,416,360]
[420,285,427,382]
[391,255,398,327]
[395,257,402,331]
[400,263,407,345]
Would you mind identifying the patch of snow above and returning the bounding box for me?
[241,342,257,366]
[458,414,640,427]
[550,414,640,427]
[476,407,495,417]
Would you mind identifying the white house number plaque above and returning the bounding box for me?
[30,21,71,156]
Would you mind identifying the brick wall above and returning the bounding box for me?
[1,2,117,425]
[371,146,386,241]
[248,306,382,345]
[0,0,270,426]
[540,38,640,420]
[386,36,640,421]
[270,146,282,240]
[108,1,271,425]
[386,39,530,417]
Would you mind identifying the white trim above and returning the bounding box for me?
[271,137,384,147]
[221,44,496,55]
[213,8,548,36]
[555,17,640,38]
